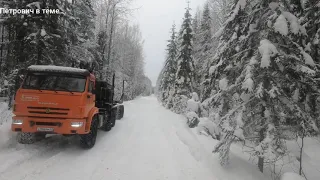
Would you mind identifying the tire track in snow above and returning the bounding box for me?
[0,136,76,180]
[17,101,136,180]
[0,97,220,180]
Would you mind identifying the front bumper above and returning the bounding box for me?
[11,116,88,135]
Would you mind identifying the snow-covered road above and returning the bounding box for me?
[0,96,217,180]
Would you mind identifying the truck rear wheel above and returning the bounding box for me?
[80,116,98,149]
[111,108,116,127]
[116,105,124,120]
[117,105,124,120]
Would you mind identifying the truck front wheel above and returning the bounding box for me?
[17,132,41,144]
[101,113,112,131]
[80,116,98,149]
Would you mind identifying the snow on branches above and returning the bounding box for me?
[205,0,320,169]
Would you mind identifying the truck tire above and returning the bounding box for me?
[17,132,37,144]
[116,106,121,120]
[101,112,112,131]
[116,105,124,120]
[120,106,124,119]
[111,108,116,127]
[80,115,98,149]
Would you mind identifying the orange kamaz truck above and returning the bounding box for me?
[11,65,124,149]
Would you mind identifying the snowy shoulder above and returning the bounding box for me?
[281,172,304,180]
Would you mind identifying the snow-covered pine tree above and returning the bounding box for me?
[208,0,319,172]
[158,24,178,108]
[169,4,195,114]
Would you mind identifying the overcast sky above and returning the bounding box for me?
[132,0,206,86]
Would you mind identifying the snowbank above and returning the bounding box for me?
[166,107,269,180]
[0,102,14,147]
[197,117,220,139]
[283,138,320,180]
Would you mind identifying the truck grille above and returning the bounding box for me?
[27,107,69,115]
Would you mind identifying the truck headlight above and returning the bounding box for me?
[71,122,83,128]
[12,119,23,125]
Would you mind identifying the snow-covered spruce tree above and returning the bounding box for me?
[156,68,165,100]
[0,0,66,67]
[192,8,202,89]
[197,2,215,100]
[158,24,178,108]
[303,1,320,128]
[66,0,97,68]
[208,0,249,166]
[168,5,195,114]
[300,0,320,71]
[208,0,319,172]
[192,8,202,38]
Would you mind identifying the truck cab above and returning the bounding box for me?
[12,65,124,148]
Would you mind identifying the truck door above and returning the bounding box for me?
[87,80,95,108]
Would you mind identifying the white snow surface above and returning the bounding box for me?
[187,99,200,113]
[186,111,199,120]
[259,39,278,68]
[281,172,304,180]
[1,97,319,180]
[282,12,306,35]
[28,65,89,74]
[302,51,315,66]
[219,78,228,90]
[197,117,220,138]
[0,97,216,180]
[0,103,12,145]
[242,78,254,92]
[0,96,271,180]
[269,2,279,11]
[40,29,46,37]
[238,0,247,10]
[274,14,289,36]
[209,65,217,75]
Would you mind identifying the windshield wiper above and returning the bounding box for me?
[56,86,74,94]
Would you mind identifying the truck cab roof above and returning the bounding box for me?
[27,65,91,76]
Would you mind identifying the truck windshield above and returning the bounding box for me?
[22,73,87,92]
